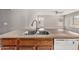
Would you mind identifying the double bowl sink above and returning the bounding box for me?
[24,30,50,35]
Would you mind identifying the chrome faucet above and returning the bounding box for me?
[31,20,40,31]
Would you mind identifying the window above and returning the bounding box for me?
[73,15,79,25]
[72,15,79,28]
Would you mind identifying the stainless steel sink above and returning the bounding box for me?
[24,30,50,35]
[36,31,49,35]
[24,30,36,35]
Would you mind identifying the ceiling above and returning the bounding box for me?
[31,9,79,15]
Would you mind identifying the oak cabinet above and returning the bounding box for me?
[0,38,54,50]
[19,47,36,50]
[19,38,36,46]
[0,38,17,50]
[1,47,17,50]
[38,40,53,46]
[0,38,17,46]
[18,38,54,50]
[37,46,52,50]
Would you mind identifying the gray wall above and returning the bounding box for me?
[0,9,33,34]
[0,9,12,34]
[11,9,33,30]
[36,15,64,29]
[0,9,64,34]
[11,10,64,30]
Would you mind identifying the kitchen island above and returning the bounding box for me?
[0,30,79,50]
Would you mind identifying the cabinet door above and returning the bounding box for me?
[37,38,53,46]
[36,38,54,50]
[1,47,17,50]
[54,39,78,50]
[0,38,17,46]
[18,38,54,50]
[38,40,53,46]
[19,38,36,46]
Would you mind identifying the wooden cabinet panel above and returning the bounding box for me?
[19,38,36,46]
[1,47,17,50]
[37,46,52,50]
[19,38,53,50]
[38,40,53,46]
[0,38,17,46]
[19,47,35,50]
[36,38,53,49]
[0,38,54,50]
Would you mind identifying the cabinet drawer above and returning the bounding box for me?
[1,47,17,50]
[0,38,17,46]
[38,40,53,46]
[19,39,36,46]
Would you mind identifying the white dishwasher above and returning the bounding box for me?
[54,39,78,50]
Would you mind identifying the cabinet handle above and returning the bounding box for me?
[73,41,74,44]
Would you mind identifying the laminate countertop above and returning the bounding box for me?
[0,30,79,39]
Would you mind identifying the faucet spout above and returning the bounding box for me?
[31,20,37,26]
[31,20,39,31]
